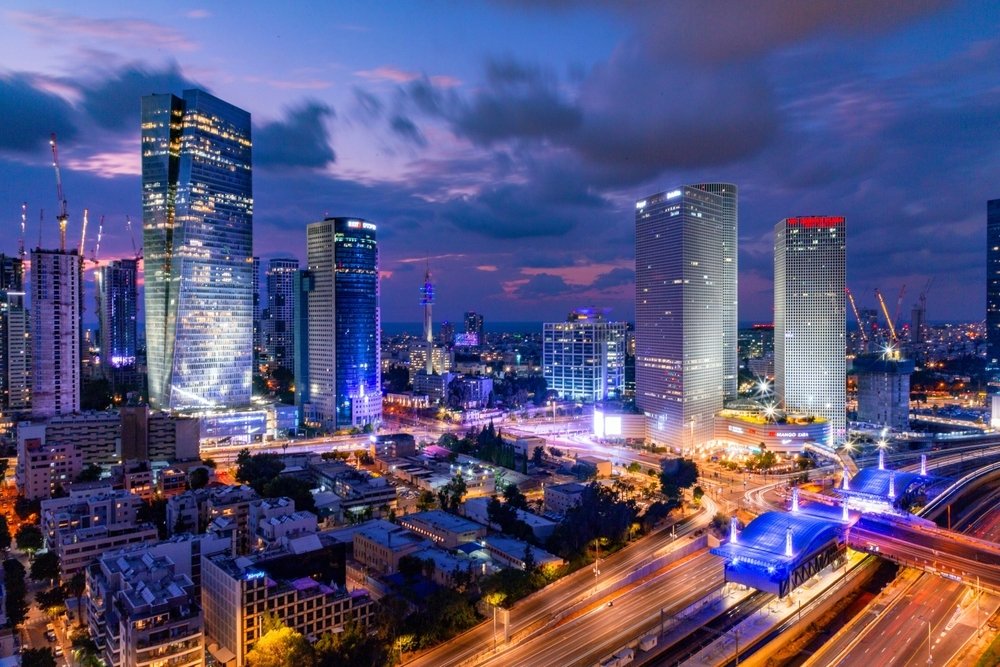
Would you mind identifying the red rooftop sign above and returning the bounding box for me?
[786,216,845,227]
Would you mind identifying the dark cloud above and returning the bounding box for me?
[0,75,77,152]
[390,115,426,146]
[352,87,383,119]
[255,101,336,168]
[591,267,635,290]
[82,63,200,130]
[514,273,573,299]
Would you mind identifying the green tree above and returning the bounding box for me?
[246,625,315,667]
[659,458,699,501]
[235,450,286,493]
[416,489,437,511]
[16,524,43,554]
[74,463,103,483]
[315,622,394,667]
[436,474,467,513]
[35,586,66,612]
[502,483,529,511]
[67,570,87,627]
[692,486,705,503]
[30,550,60,583]
[3,558,28,626]
[0,515,11,551]
[531,446,544,466]
[546,483,638,560]
[20,648,56,667]
[262,476,317,514]
[188,467,210,490]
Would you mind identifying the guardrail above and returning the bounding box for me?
[921,459,1000,516]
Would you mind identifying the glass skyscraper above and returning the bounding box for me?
[0,255,30,420]
[635,186,726,451]
[774,216,846,443]
[141,89,253,411]
[987,199,1000,370]
[543,309,627,403]
[302,218,381,430]
[95,258,138,382]
[264,258,299,372]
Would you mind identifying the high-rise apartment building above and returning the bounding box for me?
[543,309,626,402]
[301,218,381,430]
[774,216,846,443]
[253,256,262,365]
[263,258,299,372]
[635,186,726,451]
[95,258,138,385]
[464,311,484,347]
[987,199,1000,370]
[141,89,253,411]
[292,269,313,410]
[0,255,30,423]
[693,183,738,400]
[31,248,81,418]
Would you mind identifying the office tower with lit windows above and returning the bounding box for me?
[301,218,381,430]
[263,258,299,372]
[141,89,254,411]
[693,183,738,401]
[0,255,30,421]
[464,311,484,347]
[774,216,846,442]
[543,309,626,402]
[31,248,82,418]
[987,199,1000,372]
[95,258,138,386]
[635,186,726,451]
[253,256,262,365]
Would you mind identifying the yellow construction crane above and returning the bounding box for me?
[845,287,868,346]
[875,288,897,342]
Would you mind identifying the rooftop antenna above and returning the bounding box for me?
[19,203,27,261]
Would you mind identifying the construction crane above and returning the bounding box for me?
[79,208,89,257]
[90,215,104,267]
[845,287,868,346]
[125,215,142,260]
[19,203,27,261]
[892,284,907,334]
[875,288,897,343]
[49,133,69,251]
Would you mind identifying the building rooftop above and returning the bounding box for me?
[712,511,843,571]
[401,510,484,534]
[355,519,426,550]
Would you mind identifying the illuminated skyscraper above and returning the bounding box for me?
[987,199,1000,370]
[635,187,726,451]
[31,248,82,417]
[141,90,253,411]
[693,183,738,401]
[543,309,626,402]
[263,258,299,372]
[302,218,381,430]
[0,255,30,420]
[774,216,846,442]
[463,311,484,347]
[95,258,138,385]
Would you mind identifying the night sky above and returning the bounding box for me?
[1,1,998,326]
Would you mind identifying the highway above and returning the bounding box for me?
[477,551,724,667]
[405,508,713,667]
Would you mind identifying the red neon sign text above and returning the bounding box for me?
[786,216,844,228]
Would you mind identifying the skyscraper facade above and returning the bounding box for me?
[635,186,726,451]
[0,255,30,422]
[987,199,1000,370]
[464,311,484,347]
[141,89,254,411]
[263,258,299,373]
[543,309,626,402]
[303,218,381,430]
[30,248,81,417]
[693,183,738,401]
[95,258,138,383]
[774,216,846,442]
[253,256,262,366]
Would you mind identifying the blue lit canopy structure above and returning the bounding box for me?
[711,511,845,597]
[837,468,923,504]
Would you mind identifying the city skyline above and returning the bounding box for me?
[1,2,998,324]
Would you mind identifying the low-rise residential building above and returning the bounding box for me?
[407,546,496,586]
[544,482,588,516]
[352,520,427,575]
[110,460,154,500]
[156,467,189,498]
[462,496,558,542]
[166,486,260,553]
[202,542,372,666]
[398,510,486,549]
[15,427,83,500]
[86,548,203,667]
[481,535,564,572]
[42,489,158,580]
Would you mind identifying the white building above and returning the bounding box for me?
[543,310,626,402]
[30,248,81,418]
[15,425,83,500]
[774,216,846,442]
[635,186,730,451]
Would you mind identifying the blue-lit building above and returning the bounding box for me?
[95,258,138,385]
[987,199,1000,372]
[300,218,381,430]
[141,89,254,411]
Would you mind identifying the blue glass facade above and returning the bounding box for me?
[304,218,380,430]
[96,259,138,370]
[988,199,1000,370]
[141,90,254,411]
